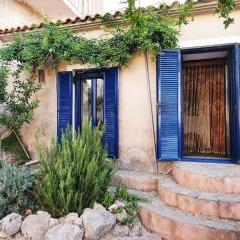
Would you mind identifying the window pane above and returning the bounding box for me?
[82,79,92,122]
[96,78,104,126]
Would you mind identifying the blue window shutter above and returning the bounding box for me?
[104,67,119,158]
[157,50,181,160]
[57,72,73,142]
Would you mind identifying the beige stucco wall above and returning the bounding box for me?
[0,0,42,29]
[20,68,57,158]
[118,53,157,172]
[6,8,240,171]
[180,11,240,43]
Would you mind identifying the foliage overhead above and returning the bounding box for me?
[0,1,194,132]
[36,121,115,217]
[0,0,236,131]
[215,0,236,28]
[0,0,235,70]
[0,1,195,70]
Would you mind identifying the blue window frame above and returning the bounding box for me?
[75,68,119,158]
[75,71,104,129]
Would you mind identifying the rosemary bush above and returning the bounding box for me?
[36,120,115,217]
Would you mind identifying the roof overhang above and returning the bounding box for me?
[1,0,240,43]
[18,0,78,19]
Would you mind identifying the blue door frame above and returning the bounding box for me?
[157,45,240,164]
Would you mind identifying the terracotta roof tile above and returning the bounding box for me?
[0,0,233,36]
[0,11,123,35]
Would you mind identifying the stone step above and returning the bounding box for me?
[127,189,240,240]
[172,162,240,194]
[158,176,240,221]
[112,170,164,192]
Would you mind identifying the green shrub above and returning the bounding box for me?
[102,191,115,209]
[0,162,36,218]
[36,120,115,217]
[102,185,148,225]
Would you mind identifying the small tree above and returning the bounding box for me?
[0,64,40,162]
[36,120,115,217]
[0,65,40,131]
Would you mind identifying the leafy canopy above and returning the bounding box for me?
[0,65,40,130]
[0,0,198,69]
[0,1,191,131]
[0,0,235,131]
[215,0,236,28]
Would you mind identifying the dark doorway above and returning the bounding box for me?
[183,59,230,157]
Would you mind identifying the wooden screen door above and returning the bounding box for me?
[183,59,230,158]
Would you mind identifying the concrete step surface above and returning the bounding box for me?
[172,162,240,194]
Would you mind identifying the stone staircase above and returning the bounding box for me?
[113,162,240,240]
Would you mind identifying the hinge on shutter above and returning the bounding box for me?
[73,73,77,84]
[157,103,161,113]
[157,102,166,113]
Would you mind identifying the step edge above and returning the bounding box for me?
[159,177,240,203]
[139,201,240,232]
[114,170,165,180]
[126,189,240,232]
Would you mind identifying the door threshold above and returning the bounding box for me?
[181,157,235,164]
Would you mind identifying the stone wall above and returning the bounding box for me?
[0,204,163,240]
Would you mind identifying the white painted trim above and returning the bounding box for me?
[180,36,240,49]
[63,0,81,16]
[67,63,97,71]
[182,51,228,61]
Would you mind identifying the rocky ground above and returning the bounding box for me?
[0,203,166,240]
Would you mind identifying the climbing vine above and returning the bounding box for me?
[215,0,236,28]
[0,1,196,69]
[0,0,236,132]
[0,0,193,134]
